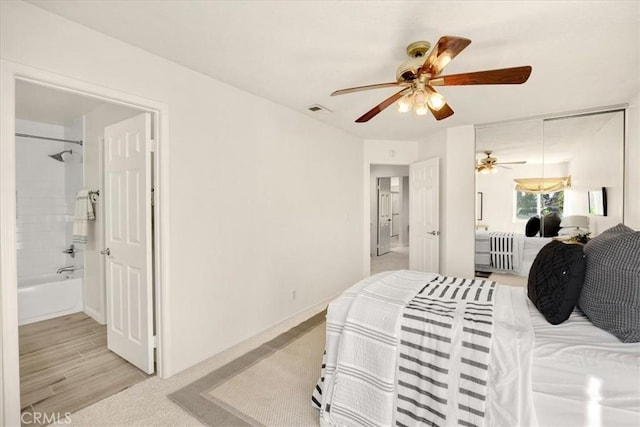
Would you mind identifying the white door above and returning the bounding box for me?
[391,192,400,236]
[377,177,392,255]
[103,113,154,374]
[410,158,440,273]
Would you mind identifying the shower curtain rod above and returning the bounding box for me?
[15,133,83,146]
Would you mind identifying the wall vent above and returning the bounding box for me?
[308,104,331,113]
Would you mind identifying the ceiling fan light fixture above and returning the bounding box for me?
[414,103,429,116]
[427,91,446,111]
[412,89,428,105]
[397,94,413,113]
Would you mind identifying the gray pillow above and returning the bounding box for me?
[578,223,640,342]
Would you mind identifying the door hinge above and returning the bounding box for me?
[149,139,157,152]
[153,335,158,348]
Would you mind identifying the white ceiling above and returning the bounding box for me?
[27,1,640,141]
[15,80,105,125]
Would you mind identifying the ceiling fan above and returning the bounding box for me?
[331,36,532,122]
[476,150,526,174]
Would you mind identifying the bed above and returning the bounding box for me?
[475,231,551,276]
[312,268,640,427]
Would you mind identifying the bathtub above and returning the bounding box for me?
[18,274,84,326]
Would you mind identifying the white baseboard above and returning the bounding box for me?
[189,294,340,374]
[84,306,106,325]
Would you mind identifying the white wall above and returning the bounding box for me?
[564,111,624,234]
[625,91,640,229]
[417,131,447,160]
[443,126,475,278]
[1,0,364,380]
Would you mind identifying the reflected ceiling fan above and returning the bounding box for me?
[331,36,532,122]
[476,150,526,174]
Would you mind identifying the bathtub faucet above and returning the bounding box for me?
[56,265,77,274]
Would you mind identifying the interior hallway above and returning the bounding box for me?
[371,236,409,274]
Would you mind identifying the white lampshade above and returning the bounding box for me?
[560,215,589,229]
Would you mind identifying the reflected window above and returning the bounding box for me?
[515,190,564,220]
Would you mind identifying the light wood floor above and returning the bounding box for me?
[19,312,150,426]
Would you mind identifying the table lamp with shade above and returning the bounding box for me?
[559,215,590,237]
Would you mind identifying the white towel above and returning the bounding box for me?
[72,190,95,244]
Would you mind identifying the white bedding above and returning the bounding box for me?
[529,300,640,427]
[314,272,640,427]
[316,271,537,427]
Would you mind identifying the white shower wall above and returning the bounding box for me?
[64,115,85,249]
[16,118,83,281]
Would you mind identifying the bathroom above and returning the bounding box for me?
[15,79,156,418]
[16,115,86,326]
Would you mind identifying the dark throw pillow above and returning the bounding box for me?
[525,216,540,237]
[541,213,561,237]
[528,240,586,325]
[578,223,640,342]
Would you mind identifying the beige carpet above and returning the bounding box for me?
[168,312,325,427]
[489,272,528,287]
[51,304,329,427]
[371,245,409,274]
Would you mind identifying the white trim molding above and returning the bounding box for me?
[0,60,172,425]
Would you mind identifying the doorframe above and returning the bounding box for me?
[363,160,412,276]
[0,59,172,424]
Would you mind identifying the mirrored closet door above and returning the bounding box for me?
[473,109,625,279]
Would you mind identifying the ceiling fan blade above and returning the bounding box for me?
[428,101,454,121]
[497,165,513,170]
[355,88,410,123]
[331,82,402,96]
[496,161,527,165]
[429,66,532,86]
[421,36,472,77]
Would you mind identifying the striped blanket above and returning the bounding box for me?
[396,276,495,427]
[313,271,498,427]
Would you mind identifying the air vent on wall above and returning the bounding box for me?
[308,104,331,113]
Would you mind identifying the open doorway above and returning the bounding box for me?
[370,165,410,274]
[13,79,160,421]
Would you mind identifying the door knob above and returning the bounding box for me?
[428,230,440,236]
[100,248,111,255]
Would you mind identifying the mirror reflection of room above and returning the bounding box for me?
[474,110,624,281]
